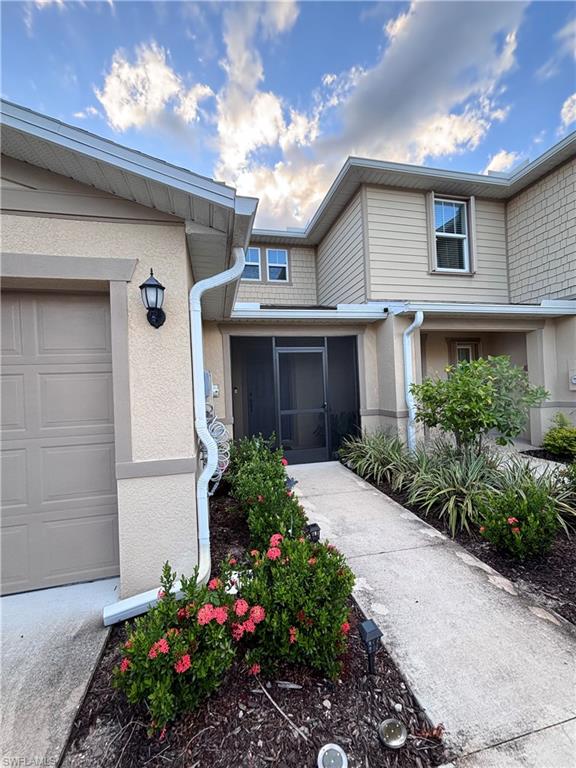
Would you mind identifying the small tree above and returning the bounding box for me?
[410,356,548,452]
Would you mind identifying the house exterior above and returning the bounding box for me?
[1,100,575,609]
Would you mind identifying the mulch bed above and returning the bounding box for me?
[521,449,573,466]
[363,476,576,626]
[61,492,449,768]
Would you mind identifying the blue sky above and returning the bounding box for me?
[1,0,575,226]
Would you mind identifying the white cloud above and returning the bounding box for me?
[483,149,521,174]
[536,18,576,81]
[95,42,213,132]
[385,5,414,41]
[559,92,576,132]
[73,106,99,119]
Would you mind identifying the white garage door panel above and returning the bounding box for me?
[1,292,119,595]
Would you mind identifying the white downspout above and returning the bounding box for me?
[403,311,424,452]
[103,247,246,626]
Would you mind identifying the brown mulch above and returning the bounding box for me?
[61,493,449,768]
[521,449,573,466]
[369,480,576,626]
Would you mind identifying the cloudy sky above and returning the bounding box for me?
[2,0,575,227]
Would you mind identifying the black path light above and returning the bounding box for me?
[359,618,383,674]
[139,269,166,328]
[305,522,321,543]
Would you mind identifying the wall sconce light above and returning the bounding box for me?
[305,522,321,543]
[359,618,383,674]
[139,269,166,328]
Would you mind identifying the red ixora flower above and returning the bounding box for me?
[479,526,486,534]
[308,557,317,566]
[119,657,131,673]
[250,605,266,624]
[281,457,288,466]
[234,598,249,617]
[257,495,265,503]
[174,654,191,674]
[228,557,238,566]
[208,578,221,591]
[157,590,166,600]
[177,606,190,621]
[507,517,519,525]
[197,604,215,625]
[148,638,170,659]
[289,626,298,644]
[124,639,133,650]
[267,547,282,561]
[341,621,351,635]
[250,549,260,558]
[248,663,261,676]
[213,606,228,625]
[231,622,244,642]
[242,618,257,634]
[269,533,283,547]
[512,527,521,535]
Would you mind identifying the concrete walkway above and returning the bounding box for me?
[1,578,119,766]
[291,462,576,767]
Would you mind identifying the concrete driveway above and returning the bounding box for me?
[1,578,119,766]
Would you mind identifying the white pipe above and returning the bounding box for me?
[403,311,424,452]
[103,247,246,626]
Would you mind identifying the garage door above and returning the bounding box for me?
[1,292,119,595]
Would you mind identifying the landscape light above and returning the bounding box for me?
[377,718,408,749]
[317,743,348,768]
[359,618,382,674]
[305,522,321,543]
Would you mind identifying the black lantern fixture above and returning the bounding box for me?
[139,269,166,328]
[359,618,383,674]
[305,522,321,543]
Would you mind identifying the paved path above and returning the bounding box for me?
[291,461,576,768]
[1,578,118,766]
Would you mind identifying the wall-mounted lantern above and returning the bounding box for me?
[139,269,166,328]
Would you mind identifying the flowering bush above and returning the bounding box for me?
[113,563,263,730]
[225,534,355,678]
[230,440,305,549]
[477,484,559,560]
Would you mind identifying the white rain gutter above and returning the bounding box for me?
[103,247,246,626]
[231,302,388,322]
[403,311,424,452]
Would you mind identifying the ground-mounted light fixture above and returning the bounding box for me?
[377,718,408,749]
[317,743,348,768]
[305,522,321,543]
[359,618,382,674]
[139,269,166,328]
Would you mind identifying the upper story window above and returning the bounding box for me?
[242,247,261,281]
[267,248,289,282]
[434,198,470,272]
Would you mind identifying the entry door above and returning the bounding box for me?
[276,348,329,464]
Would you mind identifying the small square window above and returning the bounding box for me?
[242,247,261,281]
[267,249,289,282]
[434,199,469,271]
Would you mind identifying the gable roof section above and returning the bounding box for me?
[0,99,258,319]
[252,131,576,246]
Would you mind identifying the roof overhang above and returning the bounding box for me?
[388,300,576,319]
[251,132,576,247]
[0,99,258,319]
[230,302,388,323]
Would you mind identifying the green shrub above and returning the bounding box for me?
[229,535,354,679]
[408,447,502,535]
[227,434,277,484]
[339,430,416,491]
[542,413,576,458]
[478,484,559,559]
[410,356,548,452]
[230,440,306,549]
[113,563,248,731]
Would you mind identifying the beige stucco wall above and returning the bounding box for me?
[507,158,576,304]
[1,211,198,596]
[236,244,317,305]
[365,187,509,303]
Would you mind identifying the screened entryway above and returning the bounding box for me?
[231,336,360,463]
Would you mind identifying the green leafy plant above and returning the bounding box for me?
[339,430,417,492]
[478,484,559,560]
[410,356,548,452]
[408,447,502,535]
[227,434,277,484]
[113,563,245,731]
[230,534,355,679]
[230,440,306,549]
[542,413,576,458]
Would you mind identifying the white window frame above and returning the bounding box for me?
[266,248,289,283]
[455,343,475,363]
[433,198,470,273]
[242,247,261,281]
